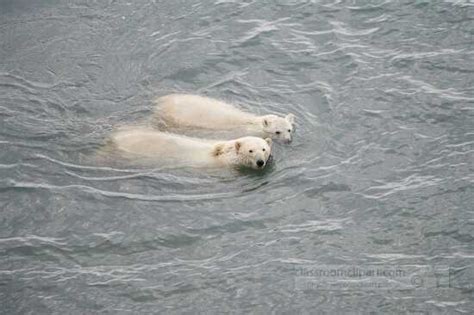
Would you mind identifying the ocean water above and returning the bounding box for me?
[1,0,473,313]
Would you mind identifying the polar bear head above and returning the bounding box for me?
[261,114,295,143]
[214,137,273,169]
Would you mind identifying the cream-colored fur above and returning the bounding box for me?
[153,94,295,143]
[107,127,272,169]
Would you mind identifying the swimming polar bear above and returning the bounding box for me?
[153,94,295,143]
[107,127,273,169]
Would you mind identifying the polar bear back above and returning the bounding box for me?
[110,127,215,165]
[155,94,257,129]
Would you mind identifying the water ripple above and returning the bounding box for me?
[5,180,238,202]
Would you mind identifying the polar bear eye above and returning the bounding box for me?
[249,150,253,153]
[288,129,291,132]
[262,148,265,151]
[276,131,281,135]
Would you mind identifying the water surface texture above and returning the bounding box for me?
[1,0,473,313]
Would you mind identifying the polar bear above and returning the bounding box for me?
[153,94,295,143]
[106,127,273,169]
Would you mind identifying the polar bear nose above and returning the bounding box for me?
[256,159,265,168]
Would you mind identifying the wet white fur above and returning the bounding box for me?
[108,127,272,169]
[153,94,295,142]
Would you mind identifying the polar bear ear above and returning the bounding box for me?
[234,141,241,153]
[265,138,272,146]
[286,113,295,125]
[213,143,225,156]
[262,118,270,127]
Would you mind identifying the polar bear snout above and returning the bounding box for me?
[256,159,265,168]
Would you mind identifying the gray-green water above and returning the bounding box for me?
[1,0,473,313]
